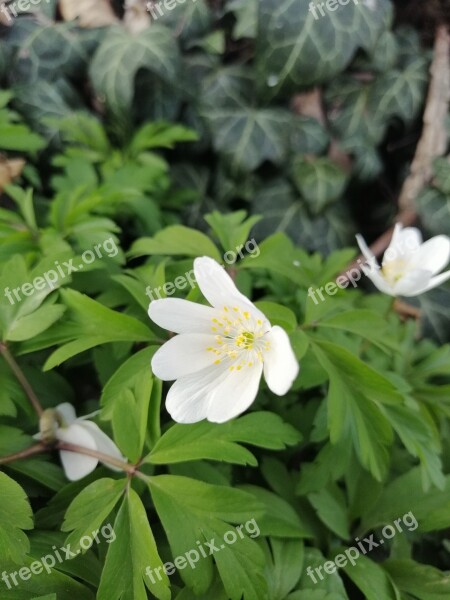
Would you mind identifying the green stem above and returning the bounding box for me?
[0,342,43,416]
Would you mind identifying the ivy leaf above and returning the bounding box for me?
[227,0,258,39]
[161,0,212,44]
[291,157,348,214]
[97,489,170,600]
[417,187,450,238]
[90,25,180,119]
[368,56,428,122]
[255,0,392,97]
[0,472,33,564]
[202,108,291,172]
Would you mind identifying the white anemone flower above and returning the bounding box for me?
[356,224,450,297]
[148,256,299,424]
[35,403,124,481]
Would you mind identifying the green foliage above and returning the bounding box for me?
[0,2,450,599]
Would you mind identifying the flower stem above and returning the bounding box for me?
[0,443,47,465]
[0,342,44,417]
[0,441,137,476]
[56,441,136,474]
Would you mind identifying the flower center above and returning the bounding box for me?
[382,259,408,284]
[207,305,271,371]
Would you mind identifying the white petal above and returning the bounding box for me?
[392,269,433,297]
[383,224,422,264]
[206,362,263,423]
[149,298,220,334]
[194,257,268,323]
[408,269,450,296]
[413,236,450,275]
[166,364,231,423]
[151,334,216,380]
[56,424,98,481]
[78,421,124,471]
[55,403,77,426]
[362,266,395,295]
[263,326,299,396]
[356,234,379,268]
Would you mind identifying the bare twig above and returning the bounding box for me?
[0,440,135,475]
[0,443,47,465]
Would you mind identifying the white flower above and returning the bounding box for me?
[35,403,124,481]
[356,224,450,297]
[148,257,299,424]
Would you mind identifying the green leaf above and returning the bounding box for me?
[262,537,304,600]
[101,348,155,418]
[240,485,312,539]
[90,25,180,119]
[159,0,212,44]
[254,301,297,332]
[360,468,450,534]
[43,289,156,370]
[148,475,265,596]
[227,0,257,39]
[112,377,153,462]
[129,122,198,154]
[314,309,398,351]
[311,340,396,480]
[338,554,400,600]
[308,484,350,540]
[204,210,261,254]
[129,225,221,260]
[6,304,66,342]
[255,0,392,96]
[296,547,349,599]
[417,187,450,238]
[368,56,428,123]
[0,472,33,564]
[146,411,301,465]
[291,157,348,214]
[203,107,291,172]
[384,559,450,600]
[62,478,125,554]
[97,488,170,600]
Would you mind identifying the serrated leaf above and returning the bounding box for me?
[146,411,301,466]
[62,478,125,554]
[128,225,221,260]
[97,489,170,600]
[148,475,266,598]
[0,472,33,564]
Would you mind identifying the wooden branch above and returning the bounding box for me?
[342,25,450,277]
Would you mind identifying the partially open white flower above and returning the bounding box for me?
[148,257,299,424]
[356,224,450,297]
[35,403,124,481]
